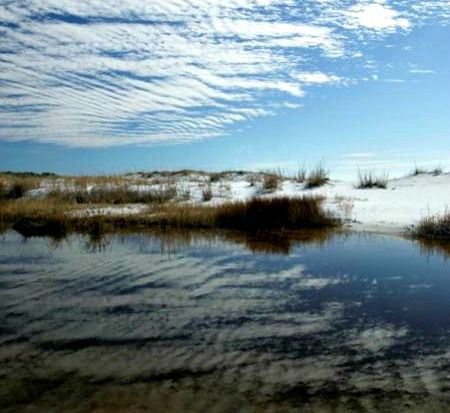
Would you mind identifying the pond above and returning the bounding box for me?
[0,230,449,412]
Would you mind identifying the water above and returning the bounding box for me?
[0,230,449,412]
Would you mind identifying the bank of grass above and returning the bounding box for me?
[1,196,340,238]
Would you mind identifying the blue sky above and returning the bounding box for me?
[0,0,449,178]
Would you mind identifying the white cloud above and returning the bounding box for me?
[0,0,447,147]
[344,2,410,31]
[292,71,342,84]
[409,68,436,74]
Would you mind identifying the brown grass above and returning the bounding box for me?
[47,186,177,205]
[262,174,281,192]
[156,196,338,231]
[415,212,450,240]
[0,175,42,200]
[0,195,339,238]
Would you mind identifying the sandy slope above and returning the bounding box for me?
[307,173,450,234]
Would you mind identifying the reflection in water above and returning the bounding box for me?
[415,237,450,259]
[1,230,450,412]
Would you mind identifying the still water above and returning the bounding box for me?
[0,230,449,412]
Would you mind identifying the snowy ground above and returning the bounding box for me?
[28,171,450,235]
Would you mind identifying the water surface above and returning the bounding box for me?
[0,230,449,412]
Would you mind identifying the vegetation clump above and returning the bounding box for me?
[411,165,427,176]
[215,196,337,230]
[158,196,339,231]
[202,186,213,201]
[262,173,281,192]
[305,164,329,188]
[410,165,445,176]
[355,170,388,189]
[415,212,450,240]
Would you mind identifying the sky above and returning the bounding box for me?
[0,0,449,178]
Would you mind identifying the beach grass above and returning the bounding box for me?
[355,170,388,189]
[305,163,329,188]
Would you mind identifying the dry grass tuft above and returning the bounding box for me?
[295,166,307,183]
[202,185,213,202]
[411,165,427,176]
[410,165,445,177]
[355,170,388,189]
[305,163,329,188]
[262,173,281,192]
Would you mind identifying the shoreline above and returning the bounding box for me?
[1,170,449,244]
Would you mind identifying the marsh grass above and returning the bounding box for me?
[0,175,42,200]
[1,196,339,238]
[157,196,338,231]
[217,196,338,230]
[415,212,450,240]
[47,186,177,204]
[355,170,388,189]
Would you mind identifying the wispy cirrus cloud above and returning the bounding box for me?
[0,0,449,147]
